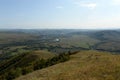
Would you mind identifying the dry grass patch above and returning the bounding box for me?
[15,50,120,80]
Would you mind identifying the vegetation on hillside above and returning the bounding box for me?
[1,30,120,80]
[0,50,73,80]
[16,50,120,80]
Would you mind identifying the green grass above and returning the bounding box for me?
[0,50,56,75]
[0,46,31,61]
[12,50,56,68]
[29,50,56,59]
[15,50,120,80]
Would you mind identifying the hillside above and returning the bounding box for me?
[92,30,120,52]
[92,30,120,41]
[16,50,120,80]
[0,50,56,79]
[0,32,37,44]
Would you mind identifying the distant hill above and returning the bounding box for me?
[0,32,37,44]
[1,29,120,80]
[47,30,120,52]
[91,30,120,52]
[1,29,120,53]
[15,50,120,80]
[92,30,120,41]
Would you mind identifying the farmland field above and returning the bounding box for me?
[49,35,100,48]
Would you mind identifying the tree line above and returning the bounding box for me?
[0,51,78,80]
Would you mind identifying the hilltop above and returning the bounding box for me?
[16,50,120,80]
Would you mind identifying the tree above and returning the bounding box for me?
[22,66,33,75]
[6,68,22,80]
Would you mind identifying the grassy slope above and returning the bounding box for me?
[13,50,56,68]
[16,50,120,80]
[29,50,56,59]
[0,50,55,74]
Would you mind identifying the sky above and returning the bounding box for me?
[0,0,120,29]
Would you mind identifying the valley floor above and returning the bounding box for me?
[15,50,120,80]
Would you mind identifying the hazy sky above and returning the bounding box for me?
[0,0,120,29]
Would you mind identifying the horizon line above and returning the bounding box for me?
[0,28,120,30]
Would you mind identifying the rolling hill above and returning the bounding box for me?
[0,50,56,79]
[91,30,120,52]
[15,50,120,80]
[0,32,37,44]
[1,29,120,80]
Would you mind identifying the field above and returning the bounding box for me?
[49,35,100,49]
[0,29,120,80]
[0,32,36,44]
[16,50,120,80]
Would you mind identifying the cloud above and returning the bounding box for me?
[74,2,97,9]
[80,3,97,9]
[112,0,120,5]
[56,6,64,9]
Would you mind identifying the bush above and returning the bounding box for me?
[6,68,22,80]
[33,59,46,70]
[22,66,33,75]
[1,51,74,80]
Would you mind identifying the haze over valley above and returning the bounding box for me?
[0,0,120,80]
